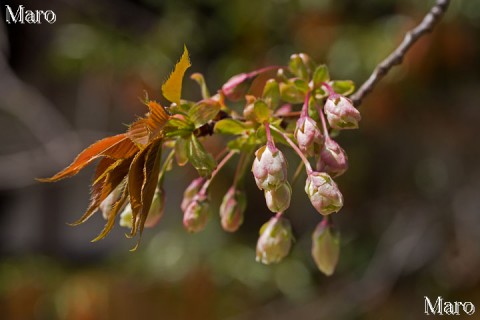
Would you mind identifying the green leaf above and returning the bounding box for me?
[331,80,355,96]
[214,119,248,135]
[289,54,308,80]
[188,99,221,128]
[262,79,280,110]
[227,134,258,152]
[279,82,305,104]
[167,117,194,130]
[313,65,330,88]
[190,73,210,99]
[175,137,189,166]
[162,45,191,104]
[186,134,216,177]
[253,99,271,123]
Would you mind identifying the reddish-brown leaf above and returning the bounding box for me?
[127,119,150,149]
[145,101,170,136]
[70,157,132,225]
[38,134,134,182]
[92,184,129,242]
[138,141,162,235]
[127,145,149,235]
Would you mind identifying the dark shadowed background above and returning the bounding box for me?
[0,0,479,319]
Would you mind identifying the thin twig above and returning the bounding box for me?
[351,0,450,107]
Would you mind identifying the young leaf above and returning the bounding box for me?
[313,65,330,88]
[191,73,210,99]
[262,79,280,110]
[279,82,305,104]
[162,45,191,104]
[175,137,189,166]
[186,134,216,177]
[214,119,248,135]
[331,80,355,96]
[253,99,271,123]
[38,134,136,182]
[188,99,221,128]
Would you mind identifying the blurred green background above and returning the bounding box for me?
[1,0,480,319]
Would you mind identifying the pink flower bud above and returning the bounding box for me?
[312,220,340,276]
[183,195,210,233]
[222,73,251,101]
[144,188,165,228]
[256,216,293,265]
[252,145,287,191]
[294,115,323,156]
[316,137,348,177]
[219,187,246,232]
[181,178,205,212]
[324,96,361,130]
[305,172,343,215]
[264,182,292,213]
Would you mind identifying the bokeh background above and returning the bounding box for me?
[1,0,480,319]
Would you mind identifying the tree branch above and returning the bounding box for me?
[351,0,450,107]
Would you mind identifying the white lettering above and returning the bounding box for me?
[4,5,56,24]
[5,5,23,24]
[425,296,442,315]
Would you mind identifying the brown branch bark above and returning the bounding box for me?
[351,0,450,107]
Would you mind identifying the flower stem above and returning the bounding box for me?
[158,149,176,186]
[301,91,311,117]
[269,125,313,174]
[318,103,330,138]
[321,82,338,98]
[264,121,278,153]
[201,150,236,194]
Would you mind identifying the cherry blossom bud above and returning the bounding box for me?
[256,216,293,265]
[144,188,165,228]
[316,137,348,177]
[264,182,292,213]
[220,187,246,232]
[312,220,340,276]
[183,195,210,233]
[324,96,361,130]
[119,203,133,229]
[294,115,323,156]
[305,172,343,215]
[100,185,123,220]
[181,178,205,212]
[252,145,287,191]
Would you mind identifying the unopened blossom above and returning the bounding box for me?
[181,178,205,212]
[256,216,293,265]
[294,115,323,156]
[252,145,287,191]
[220,187,246,232]
[305,172,343,215]
[316,137,348,177]
[324,96,361,130]
[183,195,210,233]
[264,182,292,213]
[312,220,340,276]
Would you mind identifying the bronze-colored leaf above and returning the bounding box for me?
[137,141,162,238]
[102,136,138,160]
[91,184,129,242]
[69,157,132,226]
[145,101,170,137]
[127,119,150,149]
[38,134,128,182]
[127,145,149,234]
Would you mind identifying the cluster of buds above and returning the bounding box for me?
[42,46,361,275]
